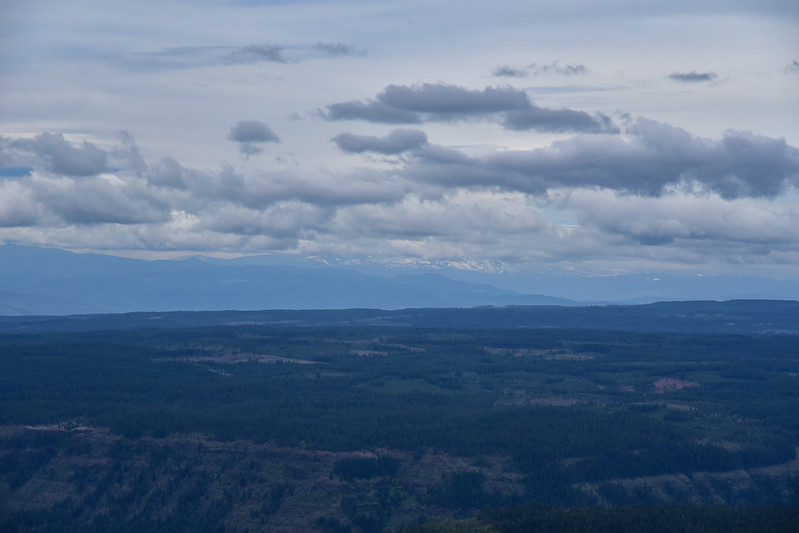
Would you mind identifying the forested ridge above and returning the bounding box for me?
[401,503,799,532]
[1,313,798,531]
[1,299,798,334]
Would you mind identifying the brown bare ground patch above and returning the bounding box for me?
[579,448,799,506]
[496,396,584,407]
[485,347,593,360]
[349,349,389,356]
[159,351,320,365]
[653,378,699,393]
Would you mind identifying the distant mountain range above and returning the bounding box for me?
[0,245,571,315]
[1,244,798,315]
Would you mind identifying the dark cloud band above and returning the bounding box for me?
[322,83,615,134]
[668,71,718,83]
[493,62,589,78]
[222,44,286,64]
[333,129,428,155]
[407,119,799,199]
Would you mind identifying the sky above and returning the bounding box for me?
[1,0,798,281]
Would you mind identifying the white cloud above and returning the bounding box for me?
[569,189,799,247]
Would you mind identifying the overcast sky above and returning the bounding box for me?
[1,0,798,279]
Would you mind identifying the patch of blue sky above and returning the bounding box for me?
[0,167,33,178]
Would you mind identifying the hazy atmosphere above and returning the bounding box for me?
[2,0,798,283]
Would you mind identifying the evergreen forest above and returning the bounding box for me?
[1,305,798,531]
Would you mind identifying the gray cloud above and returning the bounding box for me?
[30,177,170,225]
[785,60,799,74]
[126,42,365,71]
[138,156,409,212]
[113,130,147,177]
[379,84,530,114]
[505,107,617,133]
[322,83,528,124]
[7,120,796,232]
[237,143,265,157]
[33,134,107,176]
[314,42,363,57]
[0,130,411,242]
[228,121,281,143]
[0,161,169,227]
[492,65,528,78]
[407,119,799,199]
[528,61,589,76]
[333,129,428,154]
[668,71,718,83]
[323,83,615,133]
[1,133,108,176]
[228,121,281,157]
[147,157,187,189]
[324,100,421,124]
[196,201,332,241]
[493,62,589,78]
[118,44,291,72]
[222,44,286,64]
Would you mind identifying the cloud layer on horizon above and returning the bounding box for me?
[2,106,799,272]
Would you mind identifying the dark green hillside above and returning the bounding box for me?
[401,504,799,533]
[1,318,798,531]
